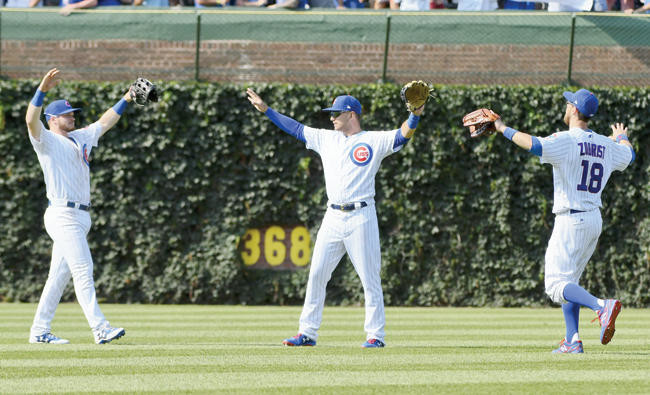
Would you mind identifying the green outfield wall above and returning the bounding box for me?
[0,9,649,86]
[0,80,648,307]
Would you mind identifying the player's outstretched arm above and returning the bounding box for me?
[246,87,305,143]
[26,68,60,140]
[96,88,134,137]
[494,118,542,155]
[399,104,425,139]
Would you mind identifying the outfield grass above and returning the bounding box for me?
[1,304,649,394]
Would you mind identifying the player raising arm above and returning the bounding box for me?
[491,89,635,353]
[26,68,134,345]
[247,87,426,348]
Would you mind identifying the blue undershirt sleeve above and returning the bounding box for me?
[529,136,542,156]
[393,130,410,149]
[629,146,636,164]
[265,107,305,143]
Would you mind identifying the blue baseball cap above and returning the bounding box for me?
[322,95,362,115]
[563,89,598,118]
[44,99,81,122]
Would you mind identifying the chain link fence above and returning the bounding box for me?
[1,8,648,86]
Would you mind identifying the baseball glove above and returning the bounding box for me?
[130,77,159,106]
[400,80,433,112]
[463,108,500,138]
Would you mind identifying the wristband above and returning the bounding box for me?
[503,127,518,141]
[112,98,128,115]
[616,134,629,143]
[31,89,46,107]
[407,113,420,129]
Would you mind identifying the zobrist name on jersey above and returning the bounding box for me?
[578,142,605,159]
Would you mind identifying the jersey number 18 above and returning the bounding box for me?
[577,160,603,193]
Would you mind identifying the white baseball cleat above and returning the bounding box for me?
[29,332,70,344]
[93,324,125,344]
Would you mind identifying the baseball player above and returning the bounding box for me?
[26,68,132,344]
[246,88,425,348]
[492,89,635,353]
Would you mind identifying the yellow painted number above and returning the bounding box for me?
[241,229,261,266]
[264,226,286,266]
[290,226,311,267]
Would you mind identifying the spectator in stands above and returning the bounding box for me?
[334,0,365,8]
[503,0,535,9]
[394,0,428,9]
[167,0,193,6]
[308,0,333,6]
[235,0,307,6]
[371,0,398,8]
[268,0,308,7]
[194,0,231,6]
[457,0,497,10]
[133,0,169,6]
[625,0,649,11]
[392,0,428,9]
[60,0,122,15]
[547,0,607,11]
[3,0,41,6]
[608,0,634,11]
[430,0,445,8]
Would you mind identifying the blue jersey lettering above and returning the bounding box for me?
[578,142,605,159]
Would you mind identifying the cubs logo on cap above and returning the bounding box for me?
[44,99,81,122]
[349,143,373,167]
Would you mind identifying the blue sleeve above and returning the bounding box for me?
[265,108,305,143]
[629,146,636,164]
[393,130,410,149]
[529,136,542,156]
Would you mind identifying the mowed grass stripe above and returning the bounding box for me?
[0,304,648,393]
[3,352,650,376]
[3,370,650,393]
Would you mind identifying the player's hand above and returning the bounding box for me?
[247,88,268,113]
[39,68,60,93]
[609,122,628,141]
[124,86,134,103]
[412,104,425,116]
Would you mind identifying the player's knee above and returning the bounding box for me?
[308,265,334,284]
[70,266,94,285]
[545,281,566,304]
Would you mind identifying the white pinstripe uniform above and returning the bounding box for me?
[297,126,404,342]
[29,120,111,336]
[540,128,633,304]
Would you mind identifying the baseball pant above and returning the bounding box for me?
[31,207,107,336]
[545,209,602,304]
[298,204,386,342]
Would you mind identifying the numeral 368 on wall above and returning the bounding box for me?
[240,225,311,270]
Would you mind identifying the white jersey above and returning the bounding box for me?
[398,0,429,10]
[303,127,402,205]
[29,121,103,205]
[539,128,633,214]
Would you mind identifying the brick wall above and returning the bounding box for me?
[2,39,648,86]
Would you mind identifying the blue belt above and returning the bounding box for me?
[49,201,90,211]
[569,209,585,214]
[330,201,367,211]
